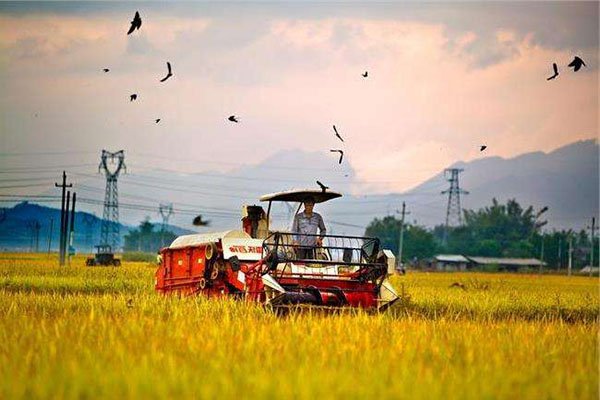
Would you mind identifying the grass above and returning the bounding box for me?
[0,253,598,399]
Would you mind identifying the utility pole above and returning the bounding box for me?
[396,202,410,270]
[589,217,597,277]
[55,171,72,266]
[538,233,544,276]
[159,203,173,248]
[557,236,562,272]
[47,217,54,255]
[64,191,71,263]
[68,193,76,266]
[99,150,126,252]
[441,168,468,244]
[568,235,573,277]
[27,220,41,252]
[82,214,96,253]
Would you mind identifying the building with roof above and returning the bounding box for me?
[431,255,547,272]
[467,256,546,272]
[433,254,471,271]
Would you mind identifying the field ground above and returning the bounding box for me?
[0,253,598,399]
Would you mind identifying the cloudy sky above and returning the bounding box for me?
[0,1,598,194]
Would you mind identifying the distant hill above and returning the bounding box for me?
[3,139,597,243]
[0,202,195,252]
[404,139,599,231]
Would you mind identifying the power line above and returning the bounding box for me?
[0,151,96,157]
[0,183,51,189]
[0,163,97,173]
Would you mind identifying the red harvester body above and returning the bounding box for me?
[155,189,399,311]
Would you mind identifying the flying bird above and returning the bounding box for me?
[228,115,239,123]
[155,119,161,123]
[130,94,137,102]
[330,149,344,164]
[193,215,210,226]
[103,68,110,73]
[316,181,329,192]
[546,63,559,80]
[480,145,487,152]
[333,125,344,142]
[159,62,173,82]
[362,71,368,78]
[127,11,142,35]
[568,56,586,72]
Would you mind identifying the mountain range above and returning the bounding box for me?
[0,138,597,250]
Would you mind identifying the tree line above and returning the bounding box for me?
[365,198,598,269]
[123,218,176,253]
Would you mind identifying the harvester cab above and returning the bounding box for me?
[155,189,399,311]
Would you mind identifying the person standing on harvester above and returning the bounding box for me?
[292,196,327,259]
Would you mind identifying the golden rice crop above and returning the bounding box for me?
[0,254,597,399]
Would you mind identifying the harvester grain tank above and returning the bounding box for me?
[155,189,399,311]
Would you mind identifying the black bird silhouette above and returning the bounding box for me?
[480,145,487,152]
[228,115,239,123]
[103,68,110,73]
[130,94,137,102]
[547,63,559,80]
[155,119,161,123]
[362,71,368,78]
[127,11,142,35]
[568,56,586,72]
[330,149,344,164]
[159,62,173,82]
[193,215,210,226]
[333,125,344,142]
[316,181,329,192]
[126,298,133,308]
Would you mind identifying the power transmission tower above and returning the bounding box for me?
[441,168,468,244]
[82,213,96,253]
[159,203,173,247]
[99,150,126,251]
[396,202,410,270]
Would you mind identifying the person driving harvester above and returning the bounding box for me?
[291,196,327,259]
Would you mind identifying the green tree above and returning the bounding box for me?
[124,218,176,253]
[441,198,547,258]
[364,216,437,262]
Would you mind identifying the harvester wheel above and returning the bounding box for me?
[210,267,219,280]
[205,243,217,260]
[198,278,206,290]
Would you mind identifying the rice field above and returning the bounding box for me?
[0,253,598,399]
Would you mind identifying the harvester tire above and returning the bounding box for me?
[210,266,219,280]
[205,243,217,260]
[198,278,206,290]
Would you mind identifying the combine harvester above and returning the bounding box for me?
[155,189,399,311]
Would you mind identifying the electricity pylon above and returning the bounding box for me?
[99,150,126,251]
[441,168,468,244]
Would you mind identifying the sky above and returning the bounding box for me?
[0,1,598,194]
